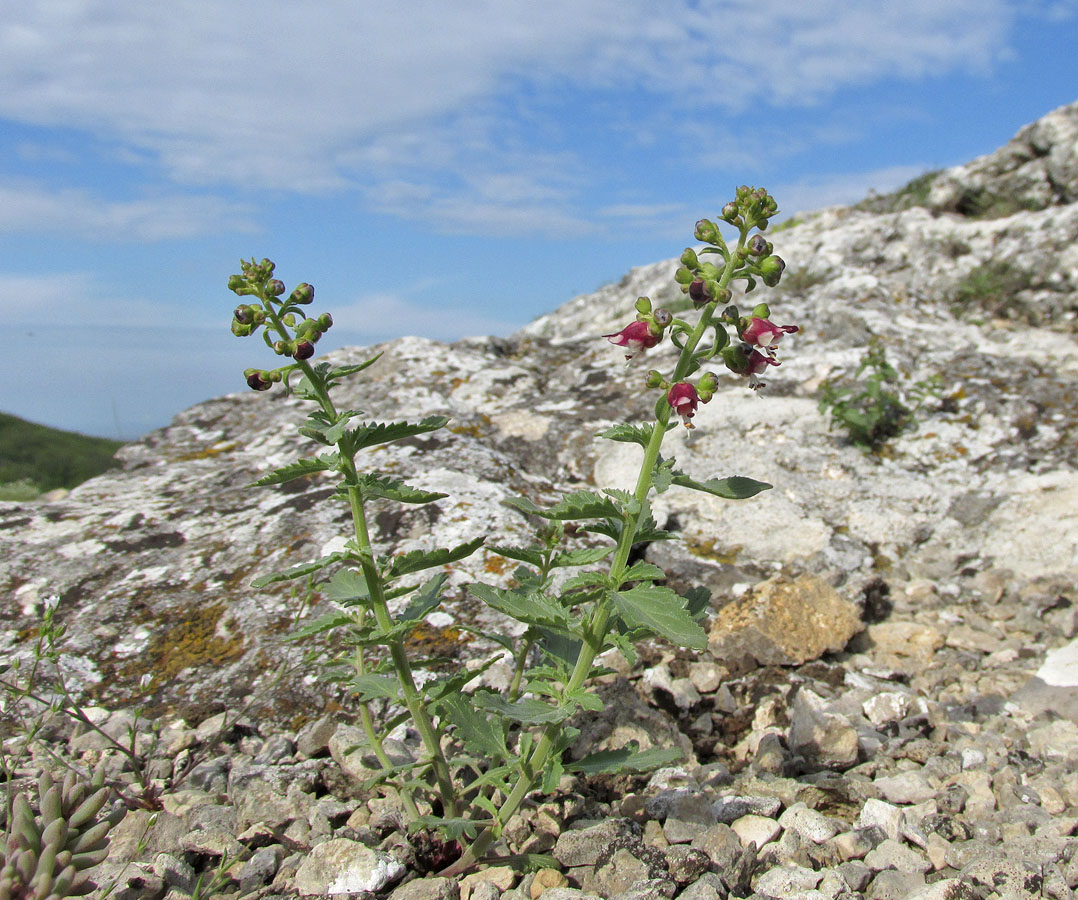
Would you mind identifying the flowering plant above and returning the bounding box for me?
[228,185,797,875]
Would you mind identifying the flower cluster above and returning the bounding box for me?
[228,258,334,390]
[604,186,799,423]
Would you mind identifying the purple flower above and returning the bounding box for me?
[604,321,660,360]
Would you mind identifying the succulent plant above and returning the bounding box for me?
[0,766,125,900]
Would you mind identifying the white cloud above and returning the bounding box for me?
[1,271,168,327]
[0,179,256,241]
[0,1,1017,199]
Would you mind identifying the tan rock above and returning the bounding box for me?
[708,575,863,668]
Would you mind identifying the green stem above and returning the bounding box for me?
[289,351,460,821]
[442,231,747,876]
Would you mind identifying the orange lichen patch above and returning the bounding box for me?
[404,622,470,663]
[685,537,742,565]
[484,554,510,576]
[174,442,238,461]
[122,602,245,683]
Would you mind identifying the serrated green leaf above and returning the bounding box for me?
[560,571,609,593]
[349,416,449,452]
[287,611,355,641]
[473,693,575,725]
[468,584,569,629]
[386,536,484,579]
[253,454,337,486]
[547,490,625,521]
[397,574,446,624]
[632,514,677,543]
[670,474,772,499]
[358,473,448,505]
[551,546,614,568]
[612,585,708,650]
[423,656,500,701]
[597,423,668,447]
[439,694,508,758]
[652,458,676,495]
[541,754,564,793]
[487,544,544,567]
[327,352,383,381]
[412,816,482,841]
[251,553,345,588]
[323,568,370,604]
[567,743,684,775]
[683,585,712,619]
[351,674,400,702]
[620,562,666,585]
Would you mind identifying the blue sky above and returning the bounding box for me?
[2,1,1077,440]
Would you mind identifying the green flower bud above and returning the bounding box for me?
[227,274,247,293]
[715,287,732,305]
[317,312,333,330]
[696,371,719,401]
[652,308,672,328]
[645,370,665,389]
[751,303,771,319]
[266,279,286,297]
[680,248,699,268]
[273,340,290,355]
[694,218,720,244]
[635,296,652,314]
[759,255,786,287]
[231,319,252,337]
[234,305,254,325]
[721,202,738,222]
[259,258,276,277]
[289,283,315,305]
[674,266,694,285]
[721,304,739,323]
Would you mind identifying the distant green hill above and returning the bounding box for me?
[0,413,124,496]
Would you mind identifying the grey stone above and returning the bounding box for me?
[788,689,860,770]
[390,877,461,900]
[754,864,822,898]
[865,869,926,900]
[553,818,640,868]
[862,838,930,874]
[293,840,405,896]
[662,845,710,884]
[873,772,936,806]
[778,803,843,844]
[712,795,783,824]
[238,847,282,893]
[857,799,905,842]
[675,872,728,900]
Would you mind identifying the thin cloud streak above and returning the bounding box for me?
[0,180,256,241]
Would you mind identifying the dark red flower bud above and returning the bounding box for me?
[689,279,710,304]
[293,340,315,360]
[748,234,768,256]
[234,305,254,325]
[246,371,272,391]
